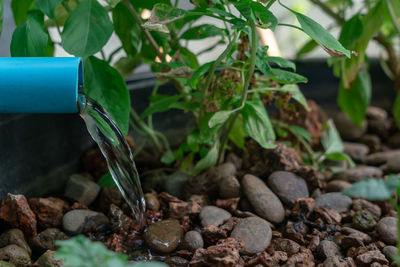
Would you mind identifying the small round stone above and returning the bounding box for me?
[218,176,241,198]
[377,217,398,245]
[230,217,272,255]
[242,174,285,224]
[0,245,31,267]
[326,180,351,192]
[314,193,352,213]
[0,229,31,256]
[37,250,64,267]
[382,246,398,262]
[62,209,109,235]
[144,193,160,211]
[199,206,231,227]
[267,171,309,207]
[318,240,342,260]
[183,231,204,252]
[144,220,183,253]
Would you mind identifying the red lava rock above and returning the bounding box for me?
[201,218,239,245]
[0,193,37,237]
[292,198,315,219]
[158,192,202,219]
[216,198,240,213]
[28,197,69,228]
[312,206,341,224]
[104,233,126,253]
[284,247,315,266]
[245,251,288,266]
[274,238,301,256]
[189,237,244,267]
[356,250,389,266]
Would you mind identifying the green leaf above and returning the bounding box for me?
[98,172,116,187]
[339,14,363,48]
[114,56,142,77]
[105,0,120,8]
[35,0,63,18]
[325,152,355,168]
[141,94,183,118]
[84,56,130,136]
[296,39,318,59]
[208,109,237,128]
[342,175,399,201]
[393,92,400,128]
[338,70,371,127]
[181,24,223,40]
[150,3,186,22]
[10,11,48,57]
[289,125,312,142]
[189,61,215,88]
[254,46,307,84]
[321,119,344,154]
[193,142,218,173]
[241,98,276,149]
[266,56,296,71]
[11,0,35,26]
[113,2,140,56]
[130,0,170,9]
[61,0,113,57]
[229,114,248,150]
[291,10,351,58]
[233,0,277,29]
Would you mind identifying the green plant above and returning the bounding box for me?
[297,0,400,127]
[55,235,167,267]
[7,0,351,173]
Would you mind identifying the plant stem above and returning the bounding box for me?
[217,23,257,163]
[107,47,123,63]
[122,0,166,62]
[130,108,163,153]
[203,31,239,97]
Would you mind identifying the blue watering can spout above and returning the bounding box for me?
[0,57,83,113]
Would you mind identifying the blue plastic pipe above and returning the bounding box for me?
[0,57,83,113]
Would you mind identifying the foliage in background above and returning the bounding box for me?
[298,0,400,127]
[5,0,350,175]
[56,235,167,267]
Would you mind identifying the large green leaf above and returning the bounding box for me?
[208,109,237,128]
[113,2,140,56]
[342,175,399,201]
[321,119,344,154]
[84,56,130,136]
[61,0,113,57]
[233,0,277,29]
[10,11,48,56]
[181,24,223,40]
[338,1,385,88]
[290,9,351,58]
[229,114,248,150]
[339,14,363,48]
[241,98,275,149]
[11,0,35,26]
[338,70,371,127]
[35,0,63,18]
[193,141,218,173]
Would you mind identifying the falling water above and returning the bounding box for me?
[78,93,146,228]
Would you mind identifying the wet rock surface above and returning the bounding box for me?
[267,171,309,207]
[143,219,183,253]
[230,217,272,255]
[242,174,285,224]
[30,228,68,254]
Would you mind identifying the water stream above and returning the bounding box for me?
[78,93,146,229]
